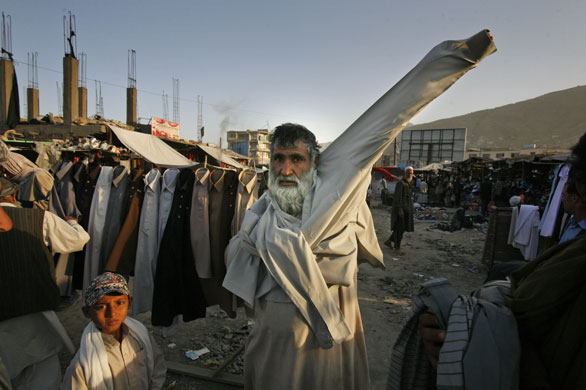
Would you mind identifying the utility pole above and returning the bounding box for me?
[197,95,203,142]
[162,90,169,120]
[172,78,179,123]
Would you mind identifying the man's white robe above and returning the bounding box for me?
[223,30,497,389]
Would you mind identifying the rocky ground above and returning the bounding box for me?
[57,199,488,390]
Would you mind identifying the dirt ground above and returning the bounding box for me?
[56,199,488,390]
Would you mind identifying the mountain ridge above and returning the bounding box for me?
[406,85,586,149]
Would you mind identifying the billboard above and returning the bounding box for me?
[151,116,180,140]
[399,128,467,166]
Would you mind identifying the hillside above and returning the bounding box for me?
[406,85,586,149]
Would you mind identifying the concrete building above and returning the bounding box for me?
[227,128,271,165]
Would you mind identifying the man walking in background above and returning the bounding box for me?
[385,166,414,255]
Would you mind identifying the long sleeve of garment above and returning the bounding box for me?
[225,30,497,349]
[301,30,496,248]
[133,168,161,316]
[43,212,90,254]
[83,166,114,291]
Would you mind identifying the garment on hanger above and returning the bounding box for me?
[51,160,87,296]
[157,168,180,249]
[83,166,114,292]
[513,205,540,260]
[152,169,207,326]
[132,168,162,316]
[100,165,129,265]
[507,206,519,246]
[190,167,212,279]
[73,162,99,290]
[540,164,570,237]
[104,168,144,275]
[48,162,67,220]
[539,164,562,232]
[53,160,82,219]
[201,168,238,318]
[231,169,259,235]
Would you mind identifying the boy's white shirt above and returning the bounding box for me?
[79,317,154,390]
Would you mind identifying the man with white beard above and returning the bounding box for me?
[267,124,318,218]
[223,30,496,389]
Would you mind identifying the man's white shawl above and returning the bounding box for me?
[223,30,497,349]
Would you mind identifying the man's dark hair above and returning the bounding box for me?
[270,123,320,161]
[566,176,579,196]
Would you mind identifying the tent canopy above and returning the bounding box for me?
[415,162,447,172]
[108,125,196,168]
[197,144,244,169]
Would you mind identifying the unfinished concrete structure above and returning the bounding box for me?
[126,49,137,125]
[0,58,16,130]
[63,55,79,124]
[27,87,39,120]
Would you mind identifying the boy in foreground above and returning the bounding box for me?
[61,272,166,389]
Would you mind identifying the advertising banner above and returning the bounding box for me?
[151,116,180,140]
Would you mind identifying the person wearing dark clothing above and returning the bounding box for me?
[480,178,493,216]
[385,167,414,255]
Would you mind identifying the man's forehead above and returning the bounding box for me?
[272,141,309,155]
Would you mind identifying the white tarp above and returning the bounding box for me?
[108,125,196,168]
[197,144,244,169]
[415,162,446,171]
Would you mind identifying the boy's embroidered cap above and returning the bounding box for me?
[85,272,130,307]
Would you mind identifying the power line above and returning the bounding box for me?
[10,56,339,125]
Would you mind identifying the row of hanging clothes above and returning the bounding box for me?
[49,157,260,326]
[505,163,572,260]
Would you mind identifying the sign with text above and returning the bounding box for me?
[151,116,180,140]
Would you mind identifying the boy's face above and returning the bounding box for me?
[83,293,131,337]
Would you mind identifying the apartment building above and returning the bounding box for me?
[227,128,271,165]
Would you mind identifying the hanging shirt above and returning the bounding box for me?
[231,169,259,235]
[104,169,144,275]
[152,169,207,326]
[513,205,540,260]
[203,168,238,318]
[132,168,161,316]
[53,161,82,219]
[540,164,570,237]
[72,162,99,290]
[100,165,129,264]
[157,168,179,249]
[83,166,114,292]
[189,167,212,279]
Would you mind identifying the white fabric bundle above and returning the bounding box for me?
[79,317,154,390]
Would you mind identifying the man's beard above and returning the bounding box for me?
[268,166,316,218]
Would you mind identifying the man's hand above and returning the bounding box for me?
[398,208,404,218]
[64,216,78,222]
[420,311,446,368]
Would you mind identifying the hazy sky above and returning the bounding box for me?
[3,0,586,144]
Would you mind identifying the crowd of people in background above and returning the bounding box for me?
[372,169,554,217]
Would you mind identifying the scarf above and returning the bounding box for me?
[79,317,154,390]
